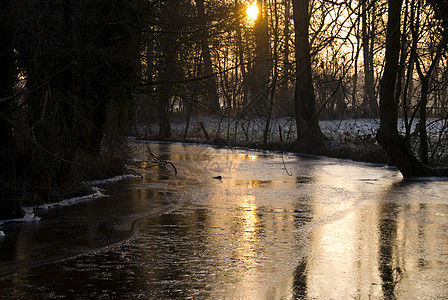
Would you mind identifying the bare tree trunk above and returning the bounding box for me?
[235,0,249,108]
[362,0,378,118]
[142,33,156,139]
[377,0,418,176]
[292,0,324,153]
[415,37,445,165]
[195,0,220,113]
[402,0,416,137]
[263,0,279,147]
[252,0,272,96]
[0,1,22,219]
[418,76,430,164]
[283,0,291,78]
[277,0,294,114]
[352,16,361,118]
[157,3,183,139]
[378,0,403,139]
[376,0,448,177]
[158,95,171,139]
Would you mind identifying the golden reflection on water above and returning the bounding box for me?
[307,209,382,299]
[238,154,258,161]
[206,191,263,296]
[303,164,390,299]
[298,162,448,299]
[203,160,299,299]
[383,199,448,299]
[3,143,448,299]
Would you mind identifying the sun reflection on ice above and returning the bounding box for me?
[238,154,258,160]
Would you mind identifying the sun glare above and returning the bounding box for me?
[246,3,259,21]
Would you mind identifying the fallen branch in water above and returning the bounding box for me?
[125,167,144,178]
[281,153,292,176]
[127,144,177,176]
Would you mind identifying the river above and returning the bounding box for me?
[1,142,448,299]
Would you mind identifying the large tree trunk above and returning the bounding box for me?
[195,0,220,113]
[0,1,22,219]
[263,0,279,147]
[283,0,291,79]
[292,0,324,153]
[157,3,183,139]
[277,0,294,115]
[376,0,448,177]
[252,0,272,97]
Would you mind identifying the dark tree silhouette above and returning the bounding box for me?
[0,0,143,218]
[0,0,22,219]
[292,0,325,153]
[195,0,221,113]
[376,0,448,177]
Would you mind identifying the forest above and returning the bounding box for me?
[1,0,448,219]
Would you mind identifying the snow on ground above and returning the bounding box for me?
[0,207,41,227]
[144,118,383,143]
[23,175,136,212]
[2,118,444,235]
[143,117,435,145]
[86,174,135,185]
[32,186,105,210]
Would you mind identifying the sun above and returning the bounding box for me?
[246,3,259,21]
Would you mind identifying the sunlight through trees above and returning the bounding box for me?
[247,3,259,21]
[2,0,448,217]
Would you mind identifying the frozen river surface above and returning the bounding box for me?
[1,142,448,299]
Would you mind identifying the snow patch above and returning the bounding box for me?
[0,187,105,227]
[0,174,136,233]
[86,174,135,185]
[0,208,41,227]
[32,186,106,210]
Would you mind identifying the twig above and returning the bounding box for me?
[125,167,143,178]
[281,153,292,176]
[199,121,210,141]
[146,145,177,175]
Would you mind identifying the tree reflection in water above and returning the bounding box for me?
[1,143,448,299]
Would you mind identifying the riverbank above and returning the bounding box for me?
[0,176,136,229]
[138,117,391,165]
[0,118,393,223]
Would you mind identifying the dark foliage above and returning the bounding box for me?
[0,0,144,217]
[429,0,448,36]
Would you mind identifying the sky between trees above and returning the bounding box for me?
[1,0,448,218]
